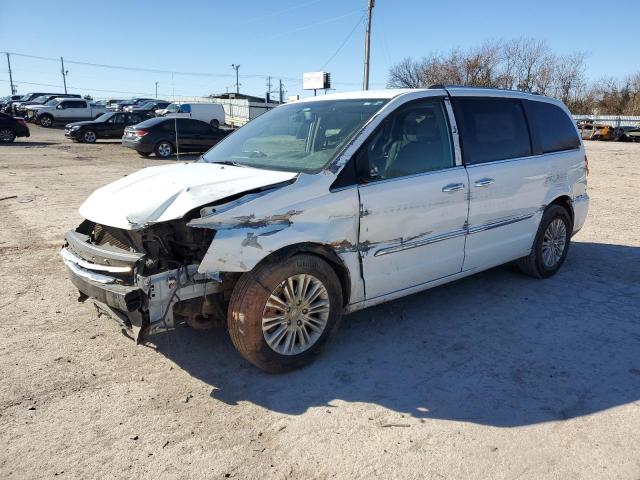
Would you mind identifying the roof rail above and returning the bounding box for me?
[428,84,541,95]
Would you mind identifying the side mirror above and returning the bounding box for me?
[56,104,63,110]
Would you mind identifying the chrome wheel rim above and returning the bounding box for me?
[158,143,171,157]
[40,116,51,127]
[84,131,96,142]
[0,129,14,142]
[262,274,330,356]
[542,218,567,268]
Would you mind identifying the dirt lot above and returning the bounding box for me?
[1,125,639,480]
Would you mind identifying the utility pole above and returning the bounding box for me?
[231,64,240,94]
[155,81,158,99]
[266,76,272,104]
[60,56,68,94]
[279,79,283,104]
[6,53,16,95]
[362,0,375,90]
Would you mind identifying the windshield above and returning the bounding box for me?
[45,99,60,106]
[202,99,387,173]
[31,95,48,104]
[94,113,113,122]
[165,103,180,113]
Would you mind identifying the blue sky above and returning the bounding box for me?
[1,0,637,100]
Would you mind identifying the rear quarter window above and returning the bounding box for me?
[452,98,532,165]
[525,101,580,153]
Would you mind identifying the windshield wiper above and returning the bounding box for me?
[209,160,247,167]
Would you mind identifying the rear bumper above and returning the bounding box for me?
[572,193,589,235]
[122,137,153,153]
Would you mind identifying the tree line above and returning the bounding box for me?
[387,38,640,115]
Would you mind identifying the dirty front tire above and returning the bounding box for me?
[39,114,53,128]
[82,129,97,143]
[227,254,343,373]
[517,205,572,279]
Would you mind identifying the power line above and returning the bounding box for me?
[319,13,366,70]
[264,11,362,40]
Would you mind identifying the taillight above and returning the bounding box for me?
[16,118,26,127]
[584,154,589,176]
[135,129,149,137]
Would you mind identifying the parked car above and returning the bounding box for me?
[34,98,108,127]
[2,92,57,114]
[124,100,170,115]
[613,125,639,141]
[619,128,640,142]
[161,102,225,128]
[100,99,127,110]
[579,122,614,140]
[0,112,30,143]
[121,117,231,157]
[113,98,156,112]
[14,93,81,117]
[61,87,589,372]
[0,94,25,110]
[65,112,150,143]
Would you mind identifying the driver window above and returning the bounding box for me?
[109,114,125,123]
[357,99,454,182]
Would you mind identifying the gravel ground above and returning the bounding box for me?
[1,126,639,480]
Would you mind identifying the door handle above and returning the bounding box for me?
[442,182,465,193]
[474,178,495,187]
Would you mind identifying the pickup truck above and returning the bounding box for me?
[34,98,108,127]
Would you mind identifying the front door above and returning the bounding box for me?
[357,98,469,300]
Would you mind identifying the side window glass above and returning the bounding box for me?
[179,104,191,113]
[111,114,125,123]
[129,114,141,124]
[358,99,454,182]
[453,98,532,164]
[525,101,580,153]
[59,102,69,109]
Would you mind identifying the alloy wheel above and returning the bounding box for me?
[542,218,567,268]
[0,128,15,143]
[262,274,331,355]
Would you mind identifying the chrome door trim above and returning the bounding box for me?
[466,212,535,234]
[371,212,535,257]
[373,228,467,257]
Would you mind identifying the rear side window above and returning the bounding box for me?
[178,104,191,113]
[187,120,212,134]
[525,101,580,153]
[453,98,532,164]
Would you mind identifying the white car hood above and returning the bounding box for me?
[79,162,298,229]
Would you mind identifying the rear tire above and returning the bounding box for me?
[0,128,16,143]
[227,254,343,373]
[210,119,220,129]
[517,205,572,279]
[154,141,173,158]
[39,114,53,128]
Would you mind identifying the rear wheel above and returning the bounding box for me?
[228,254,343,373]
[82,129,97,143]
[154,141,173,158]
[210,119,220,129]
[0,128,16,143]
[517,205,572,278]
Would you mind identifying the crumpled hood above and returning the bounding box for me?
[79,162,298,229]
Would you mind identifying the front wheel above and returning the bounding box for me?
[0,128,16,143]
[517,205,572,278]
[39,114,53,128]
[210,119,220,129]
[228,254,343,373]
[82,129,97,143]
[154,141,173,158]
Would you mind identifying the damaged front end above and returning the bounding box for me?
[61,219,234,342]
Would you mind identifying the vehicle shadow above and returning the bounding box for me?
[150,241,640,427]
[3,141,58,147]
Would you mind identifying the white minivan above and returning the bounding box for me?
[162,102,225,128]
[62,87,589,372]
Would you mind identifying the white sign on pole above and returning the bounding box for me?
[303,72,328,90]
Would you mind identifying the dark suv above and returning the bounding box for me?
[0,112,30,143]
[122,117,231,158]
[65,112,149,143]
